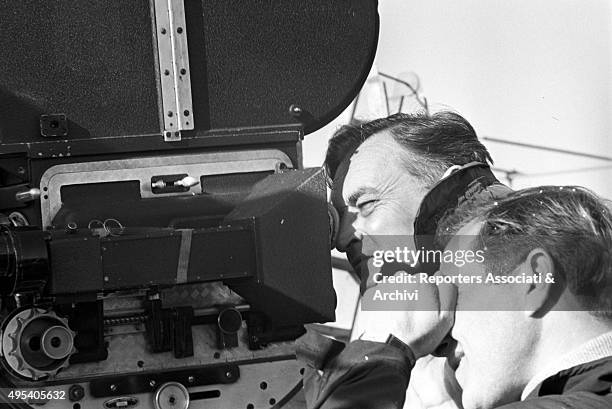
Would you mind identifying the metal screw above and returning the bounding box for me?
[110,384,117,392]
[167,111,173,117]
[177,27,183,34]
[68,384,85,402]
[225,371,232,378]
[184,110,190,116]
[164,69,170,76]
[149,380,156,387]
[161,28,167,34]
[289,104,302,117]
[180,68,186,75]
[188,376,195,383]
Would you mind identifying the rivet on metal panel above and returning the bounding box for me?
[289,104,302,117]
[66,222,78,233]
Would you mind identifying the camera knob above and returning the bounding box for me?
[153,382,189,409]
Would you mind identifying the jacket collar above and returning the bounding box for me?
[413,162,510,274]
[524,330,612,400]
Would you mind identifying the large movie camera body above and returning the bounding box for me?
[0,1,378,408]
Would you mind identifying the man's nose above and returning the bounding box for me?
[335,209,360,252]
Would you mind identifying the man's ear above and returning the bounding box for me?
[522,248,562,318]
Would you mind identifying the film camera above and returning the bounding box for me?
[0,1,378,408]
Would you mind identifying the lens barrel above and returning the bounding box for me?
[0,227,49,296]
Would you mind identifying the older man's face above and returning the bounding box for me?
[440,222,538,409]
[329,131,427,279]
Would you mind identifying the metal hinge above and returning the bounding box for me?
[153,0,194,142]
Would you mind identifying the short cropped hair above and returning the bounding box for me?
[324,111,493,188]
[459,186,612,316]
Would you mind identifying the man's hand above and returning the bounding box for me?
[404,356,463,409]
[355,279,457,359]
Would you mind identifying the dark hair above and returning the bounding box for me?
[324,111,493,188]
[454,186,612,317]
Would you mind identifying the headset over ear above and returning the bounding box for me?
[413,162,512,275]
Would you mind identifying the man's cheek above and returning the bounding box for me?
[361,209,396,236]
[455,284,483,311]
[451,311,475,348]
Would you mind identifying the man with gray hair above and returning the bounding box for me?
[301,185,612,409]
[298,111,510,409]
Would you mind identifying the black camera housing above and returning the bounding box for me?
[0,1,378,407]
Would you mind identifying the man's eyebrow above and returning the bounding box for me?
[347,187,378,206]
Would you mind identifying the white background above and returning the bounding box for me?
[304,0,612,199]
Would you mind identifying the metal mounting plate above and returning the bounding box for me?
[39,149,292,229]
[154,0,194,141]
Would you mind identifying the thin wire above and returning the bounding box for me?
[349,93,361,123]
[510,164,612,178]
[491,167,522,176]
[382,81,390,116]
[377,72,429,114]
[482,136,612,162]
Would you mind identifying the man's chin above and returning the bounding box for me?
[454,367,483,409]
[461,392,487,409]
[461,387,510,409]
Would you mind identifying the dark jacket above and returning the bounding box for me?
[296,331,612,409]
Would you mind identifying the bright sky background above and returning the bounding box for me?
[304,0,612,200]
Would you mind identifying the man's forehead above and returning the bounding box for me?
[437,223,483,277]
[343,132,403,183]
[349,131,400,164]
